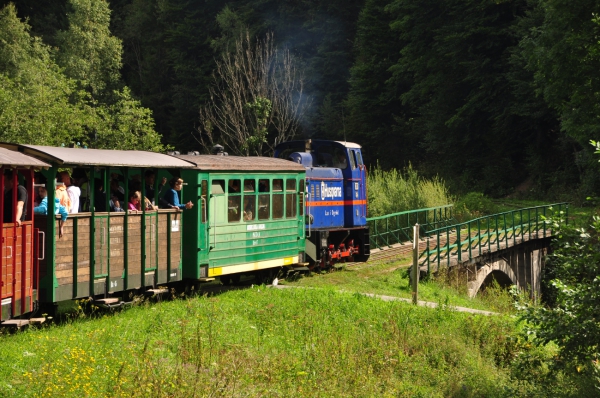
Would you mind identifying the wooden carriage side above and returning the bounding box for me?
[0,143,194,307]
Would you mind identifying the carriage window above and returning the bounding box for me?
[299,180,305,216]
[286,179,296,218]
[243,195,255,221]
[211,180,225,194]
[273,179,283,219]
[258,179,270,220]
[227,179,241,222]
[244,179,255,192]
[228,179,241,193]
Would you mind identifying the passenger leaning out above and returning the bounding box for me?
[59,171,80,213]
[161,177,193,210]
[55,172,71,213]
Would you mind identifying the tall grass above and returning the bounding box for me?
[367,163,451,217]
[0,287,586,397]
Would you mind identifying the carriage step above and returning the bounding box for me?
[144,288,169,297]
[198,278,215,282]
[29,318,46,325]
[1,319,30,328]
[292,266,310,271]
[93,298,122,308]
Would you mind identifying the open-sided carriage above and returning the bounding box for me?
[0,144,195,314]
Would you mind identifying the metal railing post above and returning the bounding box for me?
[412,223,419,305]
[467,222,472,260]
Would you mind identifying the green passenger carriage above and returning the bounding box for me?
[177,155,306,284]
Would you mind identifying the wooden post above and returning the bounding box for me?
[412,223,419,305]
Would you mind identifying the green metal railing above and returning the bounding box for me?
[367,205,456,250]
[419,203,569,274]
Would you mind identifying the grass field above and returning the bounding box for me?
[0,198,593,397]
[0,287,529,397]
[0,256,590,397]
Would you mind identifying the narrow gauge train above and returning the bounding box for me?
[0,143,306,322]
[274,139,370,269]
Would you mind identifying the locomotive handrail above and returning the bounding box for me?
[307,192,312,238]
[366,204,456,250]
[418,202,569,274]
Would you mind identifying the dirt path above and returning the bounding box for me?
[270,285,498,316]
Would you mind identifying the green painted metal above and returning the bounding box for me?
[38,167,58,303]
[181,170,306,279]
[366,205,456,250]
[419,203,569,273]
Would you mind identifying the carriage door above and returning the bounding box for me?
[353,150,367,224]
[93,215,109,295]
[194,178,210,270]
[144,211,158,286]
[1,230,14,320]
[207,179,226,269]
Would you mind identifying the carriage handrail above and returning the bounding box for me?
[418,202,569,274]
[367,204,456,250]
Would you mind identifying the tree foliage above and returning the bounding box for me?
[55,0,123,101]
[517,213,600,380]
[0,2,164,151]
[3,0,600,197]
[0,3,91,146]
[519,0,600,143]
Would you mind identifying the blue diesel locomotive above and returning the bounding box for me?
[275,139,370,269]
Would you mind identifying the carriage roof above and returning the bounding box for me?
[0,147,51,168]
[175,154,305,172]
[0,143,195,168]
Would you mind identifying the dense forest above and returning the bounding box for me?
[1,0,600,198]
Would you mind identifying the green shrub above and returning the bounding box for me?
[367,163,451,217]
[454,192,499,221]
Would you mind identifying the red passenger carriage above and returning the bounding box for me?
[0,148,50,322]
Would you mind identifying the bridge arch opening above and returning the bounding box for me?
[479,270,513,293]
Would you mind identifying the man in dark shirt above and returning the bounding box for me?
[3,171,28,226]
[144,170,166,205]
